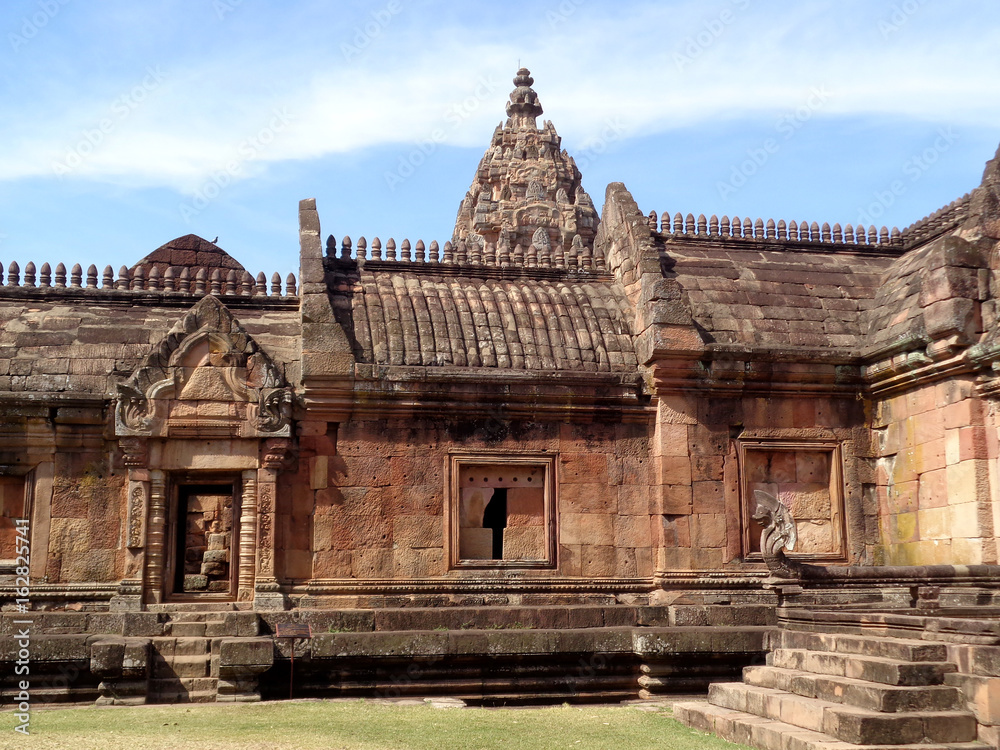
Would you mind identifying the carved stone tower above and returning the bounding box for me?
[451,68,599,258]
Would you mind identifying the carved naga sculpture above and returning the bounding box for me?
[752,490,801,579]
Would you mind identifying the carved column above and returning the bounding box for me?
[237,469,257,604]
[253,438,291,610]
[111,439,148,612]
[146,470,167,604]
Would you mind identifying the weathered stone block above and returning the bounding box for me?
[502,526,545,559]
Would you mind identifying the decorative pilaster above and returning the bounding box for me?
[112,440,149,612]
[254,438,292,610]
[237,469,257,603]
[146,470,167,604]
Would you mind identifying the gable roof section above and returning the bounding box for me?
[331,266,637,373]
[665,245,894,352]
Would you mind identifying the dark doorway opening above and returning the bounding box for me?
[482,489,508,560]
[172,483,237,596]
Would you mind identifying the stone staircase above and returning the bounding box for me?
[148,612,227,703]
[674,628,991,750]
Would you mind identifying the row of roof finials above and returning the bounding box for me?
[649,194,971,249]
[0,261,298,297]
[323,235,607,271]
[650,211,902,246]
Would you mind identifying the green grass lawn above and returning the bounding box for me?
[0,700,743,750]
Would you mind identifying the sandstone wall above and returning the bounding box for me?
[654,392,868,571]
[873,376,999,565]
[279,417,655,582]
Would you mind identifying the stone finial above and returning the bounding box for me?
[506,68,543,129]
[451,68,598,262]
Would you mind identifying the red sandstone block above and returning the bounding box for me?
[393,547,445,577]
[691,480,725,514]
[913,408,944,445]
[660,515,691,547]
[942,398,986,429]
[559,513,613,546]
[613,547,638,577]
[654,484,692,515]
[392,516,443,549]
[658,456,692,486]
[558,482,617,514]
[559,544,582,576]
[351,548,392,578]
[559,453,610,484]
[614,515,652,548]
[923,297,979,340]
[946,426,991,464]
[655,423,689,458]
[936,378,974,408]
[580,545,617,577]
[691,454,724,482]
[891,448,919,484]
[617,484,651,515]
[887,479,920,513]
[915,437,947,474]
[792,399,815,428]
[691,513,727,548]
[917,468,949,509]
[921,265,980,305]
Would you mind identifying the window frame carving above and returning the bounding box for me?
[446,451,557,570]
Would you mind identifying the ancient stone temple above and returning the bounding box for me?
[1,69,999,743]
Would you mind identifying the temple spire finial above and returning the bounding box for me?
[506,67,543,129]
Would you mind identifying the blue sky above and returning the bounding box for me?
[2,0,1000,280]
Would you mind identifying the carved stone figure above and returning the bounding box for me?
[752,490,800,579]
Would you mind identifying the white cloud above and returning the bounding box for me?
[3,0,999,191]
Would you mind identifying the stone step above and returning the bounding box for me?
[744,665,963,712]
[153,654,210,679]
[167,622,208,637]
[709,683,977,745]
[149,677,218,694]
[674,700,990,750]
[149,690,217,704]
[772,648,957,686]
[780,630,948,663]
[151,637,210,657]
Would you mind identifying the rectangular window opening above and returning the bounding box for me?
[450,454,555,568]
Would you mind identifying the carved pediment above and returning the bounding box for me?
[115,295,292,438]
